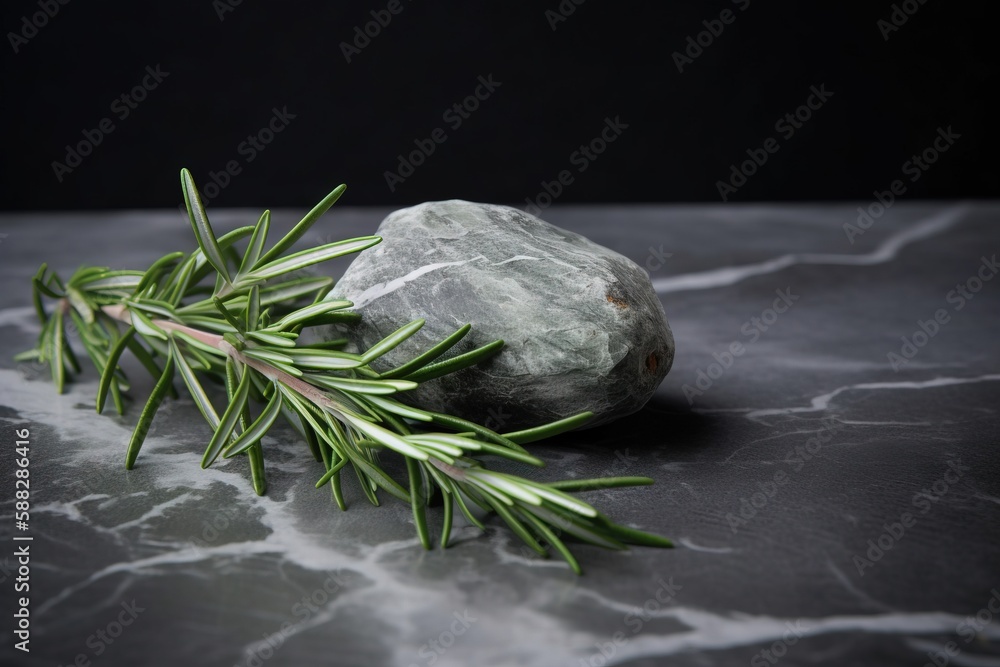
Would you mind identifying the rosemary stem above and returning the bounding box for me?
[101,303,222,347]
[429,458,468,481]
[101,303,347,413]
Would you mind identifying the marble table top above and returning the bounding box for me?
[1,202,998,667]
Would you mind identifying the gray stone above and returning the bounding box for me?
[326,200,674,430]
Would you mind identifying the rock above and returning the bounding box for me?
[327,200,674,430]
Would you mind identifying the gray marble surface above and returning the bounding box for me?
[1,202,998,667]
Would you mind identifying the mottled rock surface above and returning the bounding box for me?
[327,200,674,430]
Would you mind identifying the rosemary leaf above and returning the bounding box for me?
[97,327,136,414]
[248,237,381,281]
[202,361,251,468]
[256,184,347,267]
[222,385,282,458]
[402,339,505,383]
[125,350,175,469]
[238,210,271,276]
[181,168,231,286]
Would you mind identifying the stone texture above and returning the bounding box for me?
[326,200,674,430]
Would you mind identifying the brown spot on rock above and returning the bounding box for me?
[606,294,628,309]
[646,352,658,372]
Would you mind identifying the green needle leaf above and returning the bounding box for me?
[407,458,431,549]
[426,411,527,453]
[242,348,295,366]
[596,520,674,548]
[309,376,416,395]
[248,237,381,280]
[519,509,582,574]
[468,472,544,507]
[502,411,594,445]
[246,331,298,348]
[181,168,231,285]
[62,331,82,374]
[129,308,168,340]
[50,311,65,393]
[135,251,186,295]
[547,477,655,492]
[125,350,175,469]
[524,505,626,551]
[125,337,178,399]
[364,395,433,422]
[343,413,428,460]
[473,441,545,467]
[239,210,271,275]
[223,385,282,458]
[256,184,347,267]
[109,381,125,416]
[314,456,349,488]
[169,338,220,429]
[213,297,246,334]
[440,491,454,549]
[450,482,486,530]
[79,274,144,293]
[380,324,471,378]
[403,339,505,383]
[488,496,547,555]
[97,327,136,414]
[246,285,260,332]
[13,349,41,362]
[67,288,94,324]
[344,446,411,503]
[267,300,353,331]
[359,319,425,364]
[31,265,49,325]
[248,444,267,495]
[127,298,180,321]
[202,362,251,468]
[34,277,63,299]
[258,276,334,305]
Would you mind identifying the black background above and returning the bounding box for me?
[1,1,995,210]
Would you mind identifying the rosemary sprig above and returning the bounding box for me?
[17,169,672,574]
